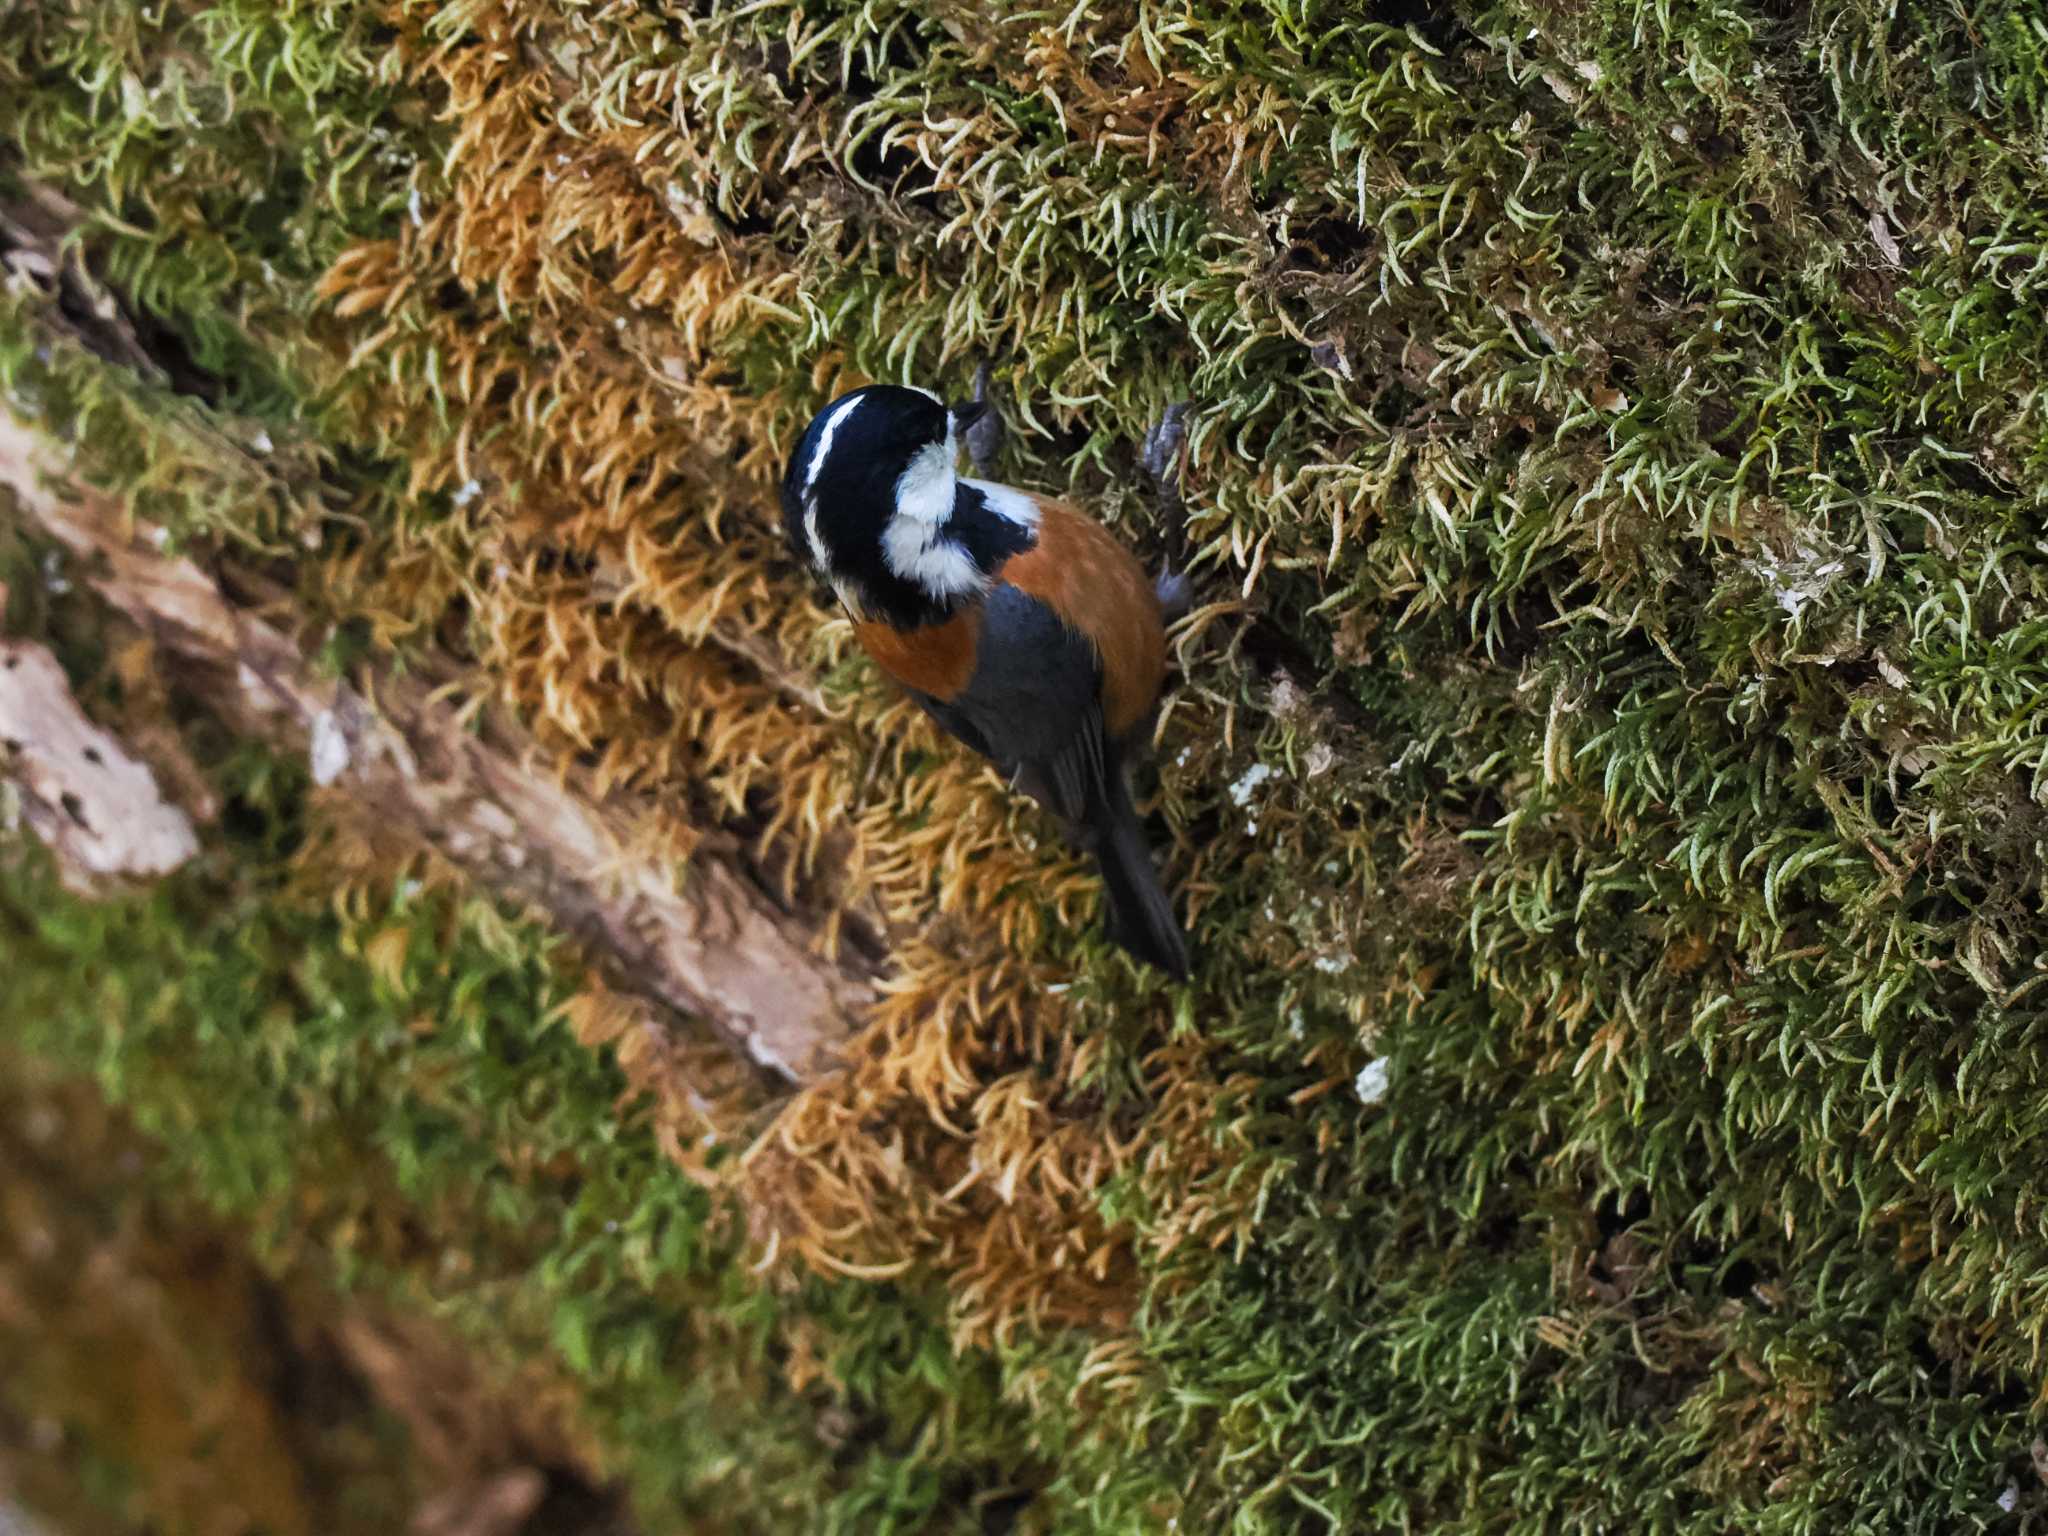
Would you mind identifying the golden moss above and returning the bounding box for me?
[297,0,1256,1343]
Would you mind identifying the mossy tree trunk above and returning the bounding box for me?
[7,0,2048,1530]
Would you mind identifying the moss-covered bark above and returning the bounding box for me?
[6,0,2048,1528]
[0,1051,631,1536]
[0,814,1044,1534]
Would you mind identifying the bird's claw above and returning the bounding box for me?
[963,360,1005,474]
[1154,564,1194,621]
[1139,401,1192,514]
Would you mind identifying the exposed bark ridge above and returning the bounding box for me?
[0,633,201,893]
[0,411,869,1083]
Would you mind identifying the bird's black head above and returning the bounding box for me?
[781,384,1021,628]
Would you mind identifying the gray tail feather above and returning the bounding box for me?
[1085,770,1190,982]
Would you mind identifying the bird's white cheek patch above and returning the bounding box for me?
[883,437,978,595]
[893,438,958,525]
[881,518,985,598]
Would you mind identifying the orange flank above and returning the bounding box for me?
[996,495,1167,739]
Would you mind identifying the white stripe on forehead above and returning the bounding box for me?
[802,393,868,492]
[802,496,829,568]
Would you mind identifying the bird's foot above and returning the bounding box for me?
[1154,564,1194,622]
[963,361,1005,474]
[1138,400,1192,515]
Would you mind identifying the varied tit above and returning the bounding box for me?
[782,384,1190,981]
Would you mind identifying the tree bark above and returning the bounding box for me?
[0,635,201,893]
[0,411,869,1084]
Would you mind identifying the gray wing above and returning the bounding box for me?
[911,583,1107,825]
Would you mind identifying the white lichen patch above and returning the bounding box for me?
[1230,762,1275,806]
[1749,539,1847,620]
[1355,1058,1391,1104]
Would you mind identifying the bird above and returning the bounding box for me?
[781,381,1190,981]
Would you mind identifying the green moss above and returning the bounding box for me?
[0,777,1042,1534]
[8,0,2048,1528]
[0,1056,422,1536]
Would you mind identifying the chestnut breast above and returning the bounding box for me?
[852,606,984,701]
[849,494,1166,740]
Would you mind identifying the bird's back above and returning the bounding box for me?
[982,493,1167,742]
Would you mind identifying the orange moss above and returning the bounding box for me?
[305,0,1248,1345]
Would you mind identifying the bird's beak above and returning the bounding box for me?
[947,399,989,433]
